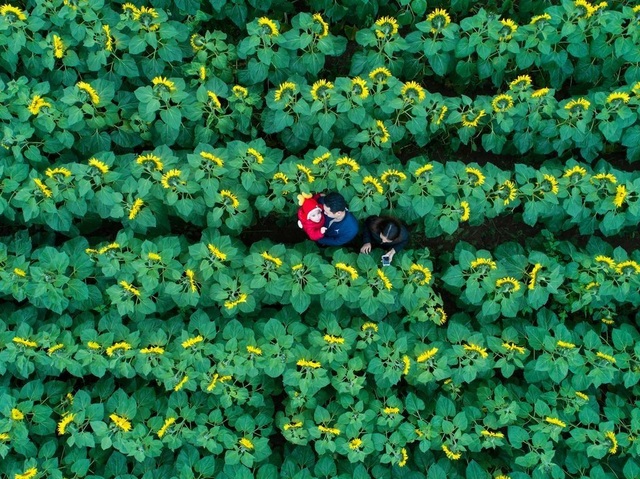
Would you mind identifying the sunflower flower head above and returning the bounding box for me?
[128,198,144,220]
[563,165,587,180]
[531,13,552,25]
[160,169,183,189]
[190,33,204,51]
[499,180,518,205]
[88,158,109,174]
[136,153,163,171]
[460,201,470,222]
[220,190,240,209]
[233,85,249,99]
[442,444,462,460]
[509,75,532,90]
[463,342,489,359]
[496,277,521,293]
[465,167,485,186]
[310,79,334,101]
[605,431,618,454]
[545,416,567,428]
[257,17,279,36]
[296,164,315,183]
[335,262,358,281]
[540,174,559,195]
[615,260,640,276]
[207,91,222,109]
[351,77,370,99]
[45,167,72,180]
[152,76,176,93]
[27,95,52,115]
[376,268,392,291]
[261,251,283,268]
[492,93,514,113]
[109,413,132,432]
[427,8,451,33]
[375,120,390,143]
[363,176,384,194]
[417,347,438,363]
[246,147,264,164]
[0,4,27,21]
[336,156,360,172]
[499,19,518,40]
[76,81,100,105]
[313,13,329,37]
[133,6,159,30]
[369,67,392,84]
[613,184,627,208]
[461,109,486,128]
[401,81,426,103]
[574,0,596,18]
[409,263,432,285]
[274,81,297,102]
[564,98,591,115]
[532,87,551,99]
[380,169,407,184]
[53,34,65,58]
[606,92,630,105]
[374,16,399,38]
[14,468,38,479]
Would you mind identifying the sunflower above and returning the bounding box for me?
[369,67,392,84]
[374,16,399,38]
[427,8,451,33]
[257,17,279,36]
[499,19,518,41]
[401,81,426,103]
[491,94,514,113]
[310,79,334,101]
[351,77,369,99]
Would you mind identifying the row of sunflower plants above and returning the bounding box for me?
[2,146,638,238]
[2,5,640,161]
[1,298,640,477]
[4,66,639,163]
[262,72,640,160]
[0,215,638,323]
[353,2,640,91]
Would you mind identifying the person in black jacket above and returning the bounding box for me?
[360,216,409,264]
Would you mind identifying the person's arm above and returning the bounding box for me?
[317,233,347,246]
[362,216,377,243]
[390,225,410,252]
[306,223,325,241]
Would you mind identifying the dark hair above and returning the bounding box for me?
[371,216,401,241]
[323,192,347,213]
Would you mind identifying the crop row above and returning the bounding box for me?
[0,221,638,320]
[1,301,639,477]
[1,6,640,161]
[2,148,638,237]
[3,2,639,90]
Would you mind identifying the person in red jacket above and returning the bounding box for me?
[297,193,327,241]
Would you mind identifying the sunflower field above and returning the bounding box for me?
[1,0,640,478]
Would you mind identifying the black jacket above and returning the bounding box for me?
[362,216,410,252]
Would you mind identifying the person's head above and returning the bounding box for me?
[307,206,323,223]
[322,192,347,221]
[372,216,401,243]
[298,194,324,223]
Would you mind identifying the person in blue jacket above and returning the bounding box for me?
[316,192,359,246]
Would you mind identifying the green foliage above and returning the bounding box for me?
[0,0,639,478]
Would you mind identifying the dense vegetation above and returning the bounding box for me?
[0,1,639,479]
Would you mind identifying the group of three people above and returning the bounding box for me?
[297,192,409,264]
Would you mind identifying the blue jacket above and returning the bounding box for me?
[317,211,359,246]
